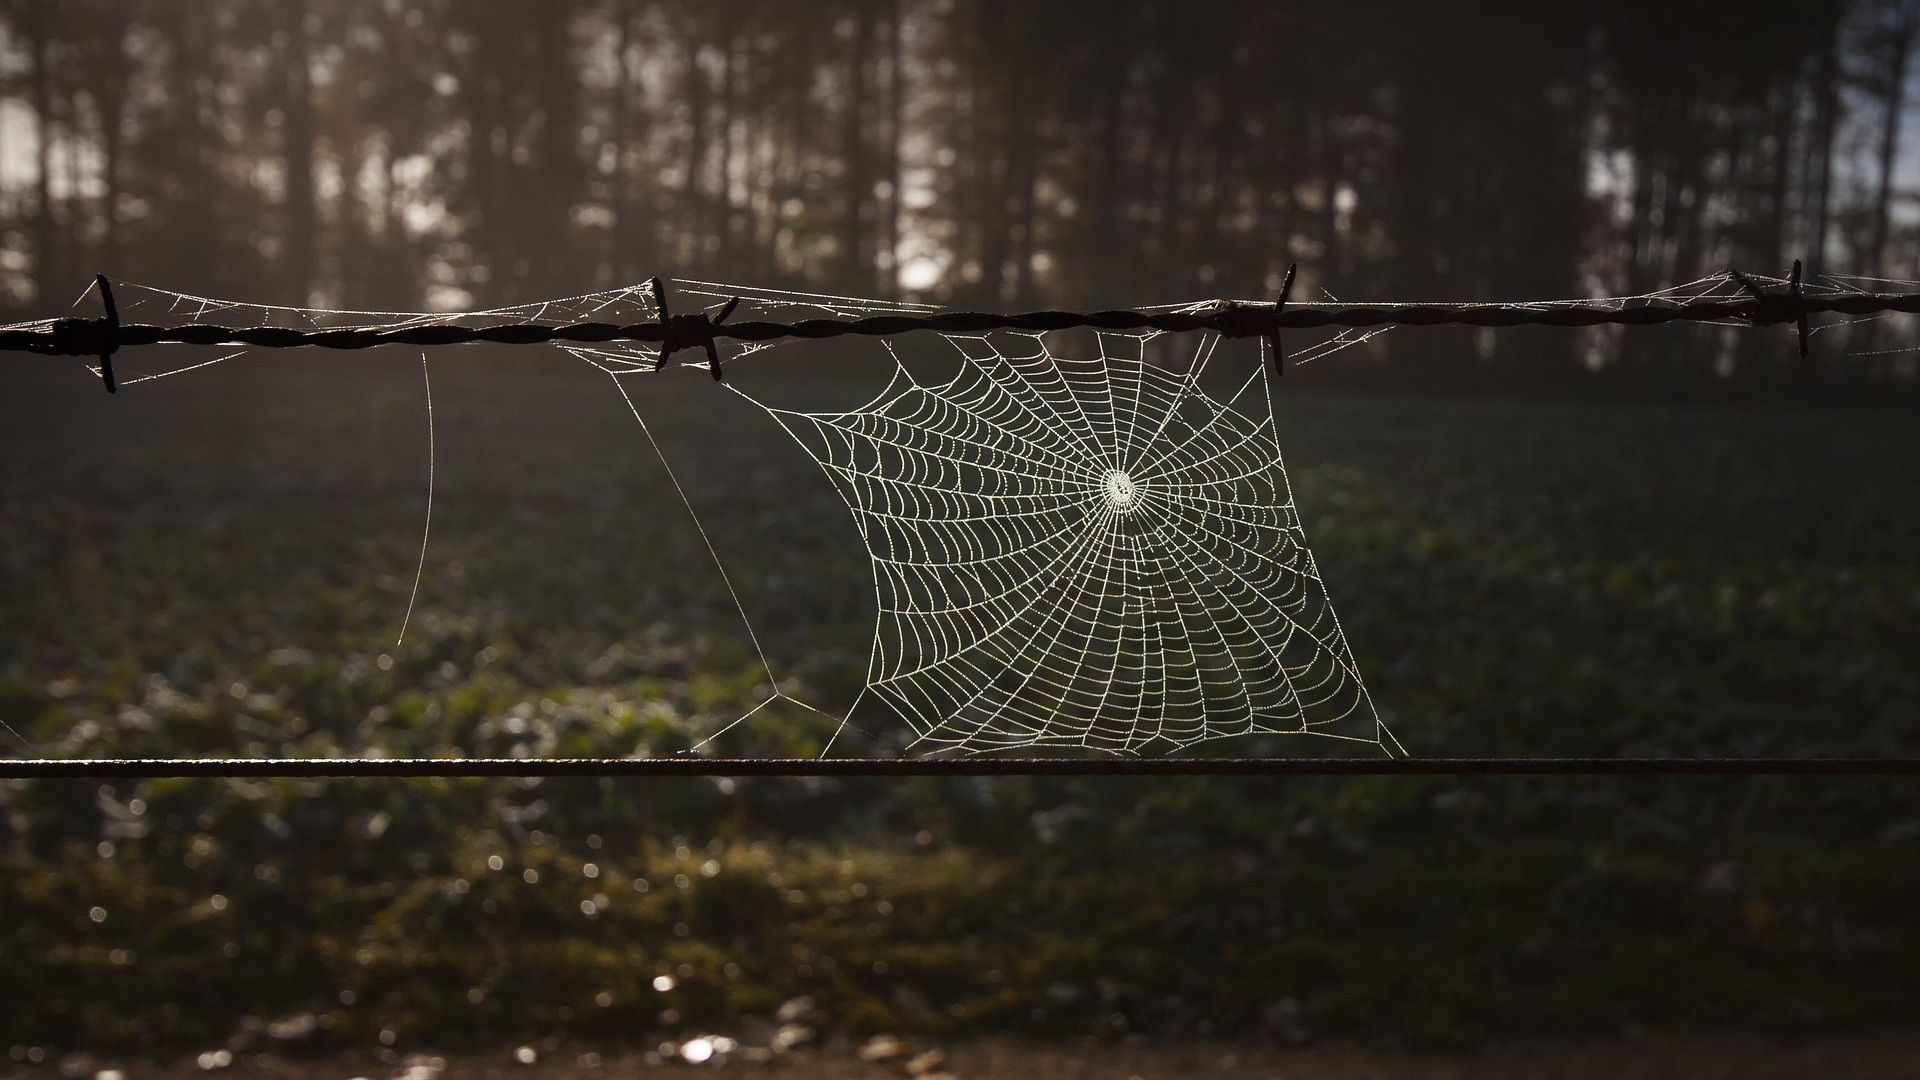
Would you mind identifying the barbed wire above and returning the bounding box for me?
[0,261,1892,393]
[0,757,1915,779]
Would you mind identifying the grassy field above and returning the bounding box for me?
[1,346,1917,1056]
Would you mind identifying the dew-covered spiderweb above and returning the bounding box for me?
[18,267,1902,757]
[563,284,1402,756]
[776,332,1387,753]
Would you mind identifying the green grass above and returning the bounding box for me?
[1,351,1917,1050]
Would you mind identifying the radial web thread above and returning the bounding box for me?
[755,331,1394,754]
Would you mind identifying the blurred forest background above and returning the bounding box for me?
[3,0,1920,381]
[3,0,1920,1067]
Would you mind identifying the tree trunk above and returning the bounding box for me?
[283,0,318,305]
[1668,94,1707,283]
[1761,85,1792,272]
[683,33,710,272]
[608,4,637,286]
[1208,70,1245,293]
[1806,13,1841,273]
[841,0,874,290]
[717,28,739,274]
[1006,17,1038,308]
[462,7,511,302]
[1089,18,1125,305]
[970,0,1009,306]
[95,0,130,276]
[879,0,903,295]
[534,5,578,294]
[1314,108,1343,293]
[1866,1,1917,280]
[27,1,58,303]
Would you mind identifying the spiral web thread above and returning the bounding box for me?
[18,269,1905,759]
[556,282,1401,755]
[739,331,1391,754]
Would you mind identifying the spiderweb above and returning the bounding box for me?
[554,284,1407,756]
[753,331,1388,754]
[14,267,1902,758]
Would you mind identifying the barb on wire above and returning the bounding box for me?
[643,277,742,379]
[27,274,121,391]
[3,262,1906,392]
[1790,260,1811,359]
[706,295,740,381]
[1269,263,1296,378]
[1728,259,1812,359]
[646,276,680,370]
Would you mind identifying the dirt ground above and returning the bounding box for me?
[13,1034,1920,1080]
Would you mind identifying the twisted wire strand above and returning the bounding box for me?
[0,757,1915,779]
[6,280,1907,361]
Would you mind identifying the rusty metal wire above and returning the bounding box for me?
[7,289,1873,351]
[2,262,1893,394]
[0,757,1916,779]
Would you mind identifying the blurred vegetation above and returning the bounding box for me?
[1,352,1918,1053]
